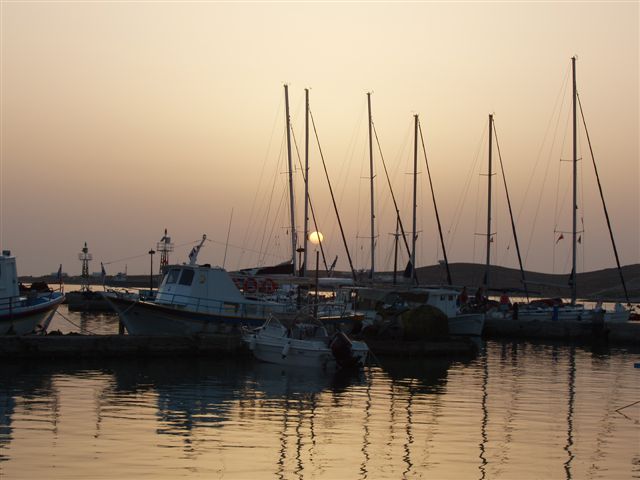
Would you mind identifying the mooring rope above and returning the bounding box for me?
[52,310,98,335]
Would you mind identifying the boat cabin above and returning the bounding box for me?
[0,251,19,300]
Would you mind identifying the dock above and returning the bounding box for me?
[484,317,640,345]
[365,338,479,357]
[0,334,246,359]
[0,333,479,359]
[1,321,636,360]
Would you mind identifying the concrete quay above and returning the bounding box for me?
[0,334,247,359]
[0,333,479,360]
[484,317,640,345]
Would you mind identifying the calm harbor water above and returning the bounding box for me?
[0,306,638,479]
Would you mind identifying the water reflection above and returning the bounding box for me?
[0,341,638,479]
[564,346,576,480]
[378,356,457,393]
[107,358,247,436]
[479,351,488,480]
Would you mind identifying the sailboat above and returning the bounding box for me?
[355,111,485,336]
[518,57,630,324]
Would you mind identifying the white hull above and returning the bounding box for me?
[0,295,64,335]
[244,318,368,369]
[250,339,337,369]
[248,339,369,369]
[105,295,267,335]
[448,313,485,336]
[518,306,630,323]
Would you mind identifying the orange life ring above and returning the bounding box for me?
[262,278,278,294]
[243,277,258,293]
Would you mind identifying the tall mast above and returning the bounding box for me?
[367,92,375,280]
[284,84,297,275]
[393,217,399,286]
[411,114,419,283]
[303,88,310,277]
[570,57,578,305]
[485,114,494,290]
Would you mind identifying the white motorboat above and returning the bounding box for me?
[416,287,486,336]
[104,236,360,335]
[104,262,299,335]
[0,250,64,335]
[355,286,485,336]
[243,314,369,369]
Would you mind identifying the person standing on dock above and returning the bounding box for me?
[458,287,469,307]
[499,291,511,318]
[474,286,486,307]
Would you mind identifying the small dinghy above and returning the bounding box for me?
[243,314,368,370]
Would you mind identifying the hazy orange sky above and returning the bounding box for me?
[1,2,638,277]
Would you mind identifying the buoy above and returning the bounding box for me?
[243,277,258,293]
[262,278,278,294]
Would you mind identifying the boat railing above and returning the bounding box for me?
[0,290,63,312]
[150,291,353,319]
[153,291,296,318]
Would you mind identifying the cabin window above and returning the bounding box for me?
[166,269,181,284]
[449,295,454,301]
[179,269,195,286]
[441,295,445,301]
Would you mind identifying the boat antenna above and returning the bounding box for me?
[188,234,207,266]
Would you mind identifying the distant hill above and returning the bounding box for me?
[20,263,640,302]
[412,263,640,302]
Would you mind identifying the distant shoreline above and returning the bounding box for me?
[19,262,640,303]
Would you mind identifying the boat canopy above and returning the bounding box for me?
[156,264,252,306]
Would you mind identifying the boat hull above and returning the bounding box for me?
[245,334,368,369]
[105,295,269,335]
[0,294,64,335]
[448,313,485,336]
[517,307,630,323]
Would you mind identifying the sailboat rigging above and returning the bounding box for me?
[518,57,630,323]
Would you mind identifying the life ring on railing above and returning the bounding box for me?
[243,277,258,294]
[262,278,278,294]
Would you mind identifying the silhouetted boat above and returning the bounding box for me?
[0,250,64,335]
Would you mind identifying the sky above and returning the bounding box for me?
[1,1,638,277]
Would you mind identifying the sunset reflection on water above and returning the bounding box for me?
[1,339,638,479]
